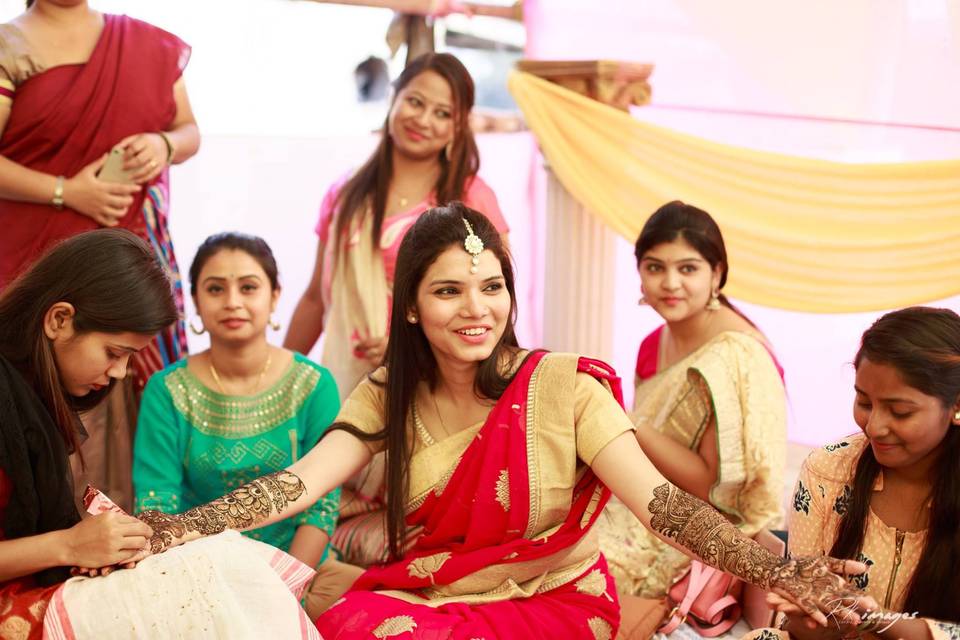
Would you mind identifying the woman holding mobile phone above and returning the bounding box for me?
[0,0,201,510]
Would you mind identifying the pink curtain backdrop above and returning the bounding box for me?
[520,0,960,446]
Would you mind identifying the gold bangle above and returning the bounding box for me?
[52,175,65,210]
[157,131,176,165]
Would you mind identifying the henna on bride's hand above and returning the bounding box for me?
[647,483,864,622]
[766,556,865,624]
[138,471,307,554]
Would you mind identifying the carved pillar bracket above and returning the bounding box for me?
[517,60,653,110]
[518,60,654,362]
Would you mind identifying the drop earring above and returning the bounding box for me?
[638,296,647,306]
[189,317,206,335]
[706,290,721,311]
[269,315,281,331]
[444,141,453,161]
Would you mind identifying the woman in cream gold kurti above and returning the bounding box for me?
[765,307,960,640]
[599,201,787,597]
[136,205,870,639]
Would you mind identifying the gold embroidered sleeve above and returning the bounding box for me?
[574,373,636,465]
[335,373,388,454]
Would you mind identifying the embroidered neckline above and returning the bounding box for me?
[165,358,321,437]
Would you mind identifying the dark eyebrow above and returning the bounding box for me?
[853,386,919,405]
[109,344,139,354]
[202,274,261,284]
[429,275,504,286]
[640,257,704,264]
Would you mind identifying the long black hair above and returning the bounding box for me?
[635,200,754,325]
[830,307,960,620]
[331,53,479,262]
[0,229,178,456]
[332,202,518,559]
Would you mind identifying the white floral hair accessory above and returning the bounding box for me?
[462,218,484,274]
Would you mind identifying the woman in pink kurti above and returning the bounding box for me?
[285,53,508,403]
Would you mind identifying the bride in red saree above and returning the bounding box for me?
[317,349,625,638]
[139,204,874,639]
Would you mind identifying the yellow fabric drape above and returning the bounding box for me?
[508,71,960,313]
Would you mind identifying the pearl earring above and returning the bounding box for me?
[407,313,418,323]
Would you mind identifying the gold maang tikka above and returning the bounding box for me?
[462,218,484,274]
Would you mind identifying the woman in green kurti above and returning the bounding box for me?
[133,232,341,567]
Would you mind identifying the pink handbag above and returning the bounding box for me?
[659,561,743,637]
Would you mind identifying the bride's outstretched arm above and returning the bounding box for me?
[139,429,371,554]
[590,431,874,625]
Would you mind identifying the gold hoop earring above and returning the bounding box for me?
[189,317,206,335]
[269,315,281,332]
[706,291,721,311]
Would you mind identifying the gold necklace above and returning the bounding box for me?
[209,350,272,396]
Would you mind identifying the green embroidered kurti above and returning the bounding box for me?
[133,353,341,563]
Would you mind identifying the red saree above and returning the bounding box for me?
[0,14,188,385]
[0,471,67,640]
[317,352,625,639]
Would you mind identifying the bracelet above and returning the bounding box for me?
[52,175,65,210]
[157,131,176,165]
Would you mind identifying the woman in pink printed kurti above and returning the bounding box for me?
[284,53,508,403]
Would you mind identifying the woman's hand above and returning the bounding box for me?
[118,132,169,184]
[355,336,387,367]
[767,555,877,627]
[63,155,141,226]
[63,512,154,569]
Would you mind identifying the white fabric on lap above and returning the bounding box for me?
[44,531,322,640]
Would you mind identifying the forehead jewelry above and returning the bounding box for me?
[462,218,484,274]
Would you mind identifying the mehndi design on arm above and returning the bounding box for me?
[648,483,862,618]
[139,471,306,554]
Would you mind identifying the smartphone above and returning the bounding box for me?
[97,146,136,184]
